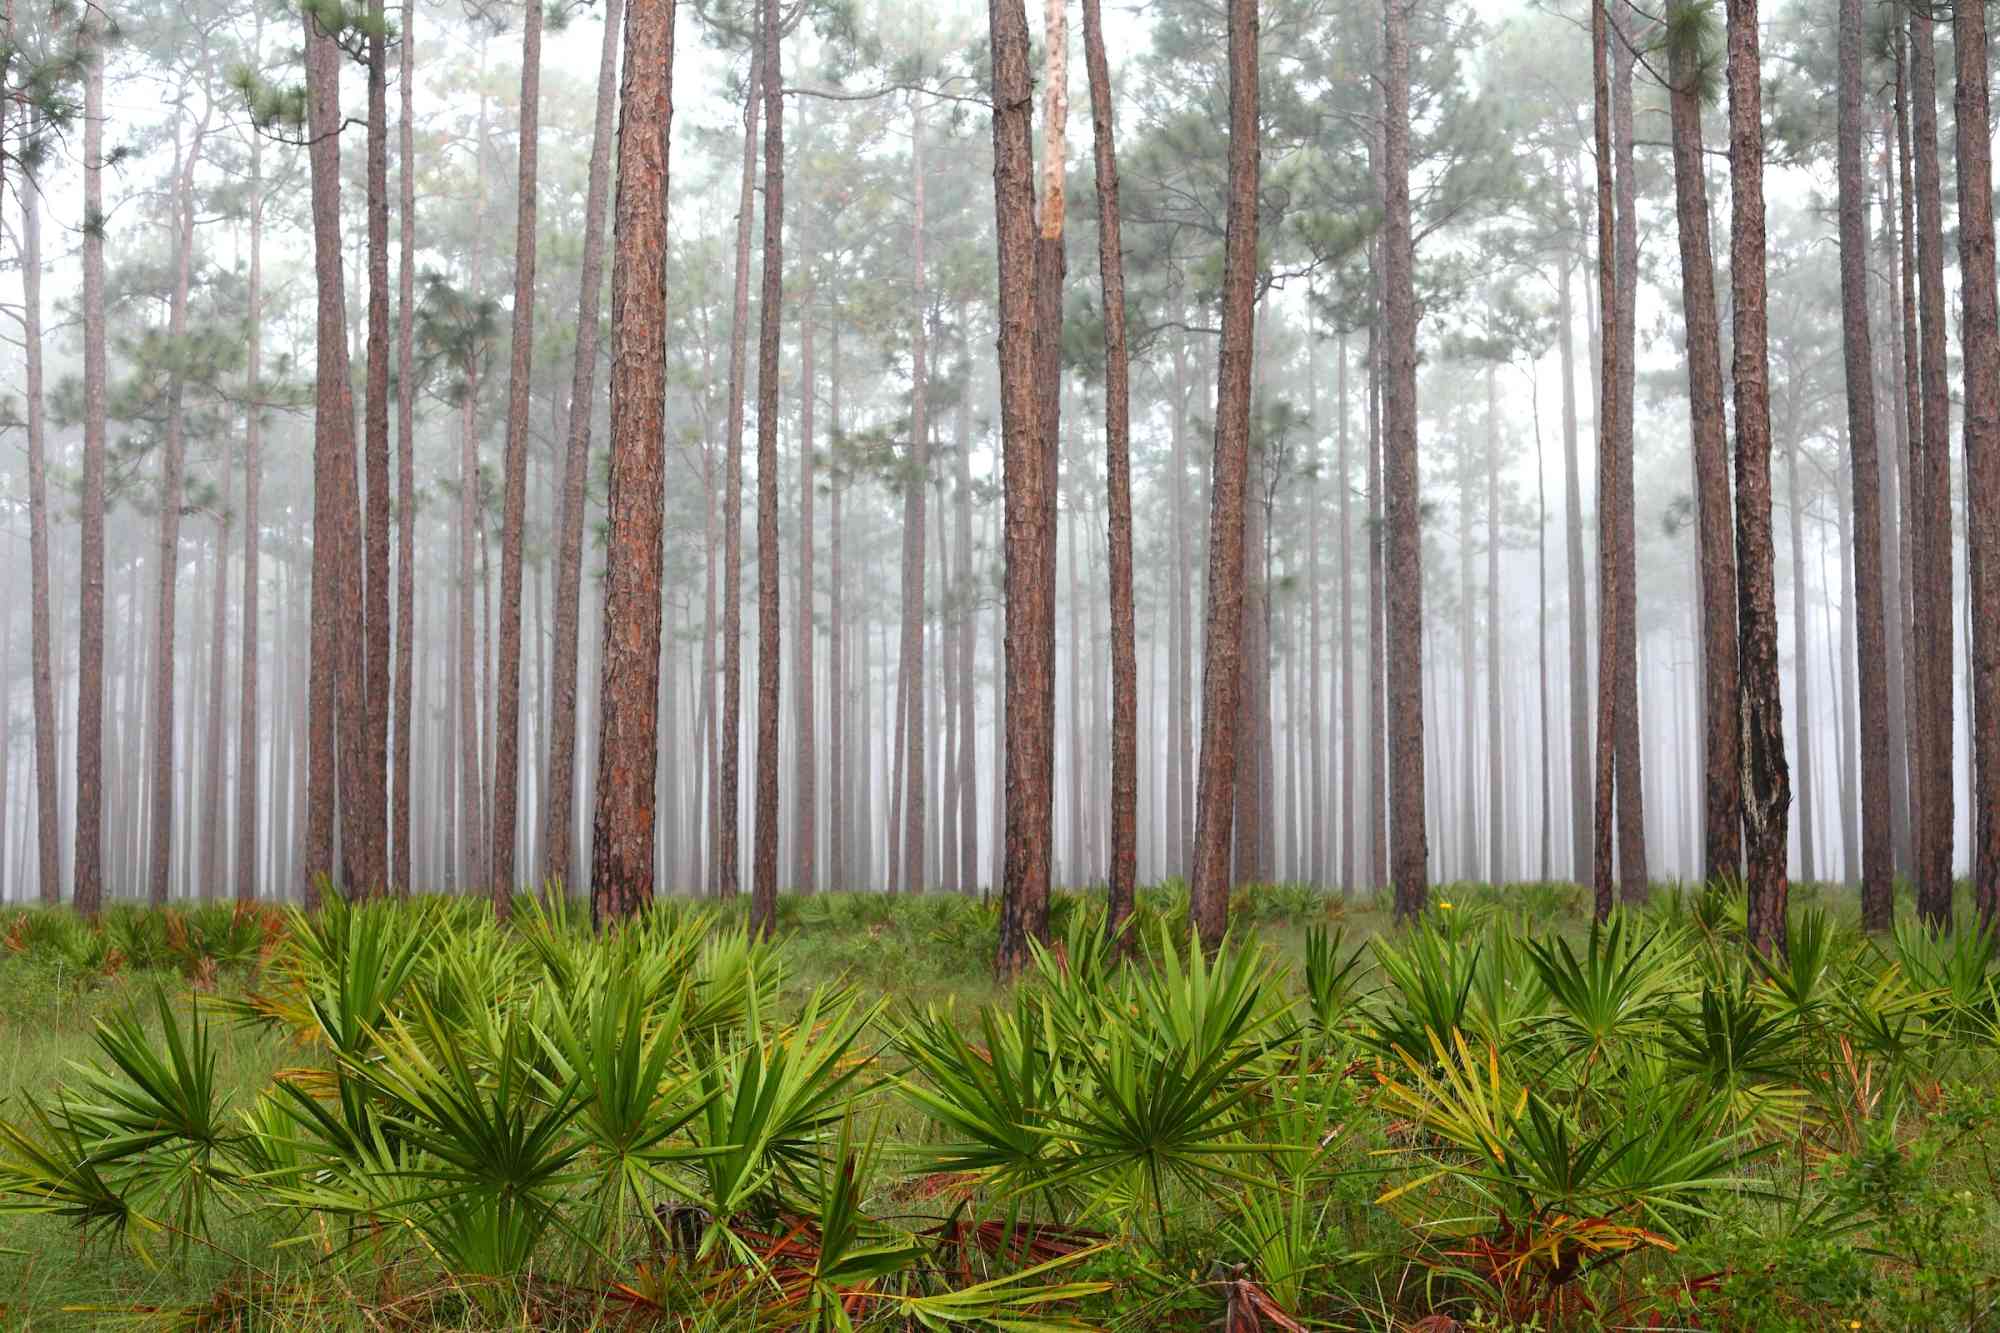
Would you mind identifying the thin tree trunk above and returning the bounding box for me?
[1338,332,1355,893]
[1787,436,1817,883]
[796,296,817,895]
[492,0,545,914]
[363,0,392,900]
[720,46,763,903]
[1590,0,1621,920]
[392,0,418,896]
[900,97,929,899]
[828,312,846,890]
[1609,0,1647,904]
[752,0,785,936]
[955,314,979,896]
[589,0,677,924]
[21,102,58,906]
[1486,364,1503,882]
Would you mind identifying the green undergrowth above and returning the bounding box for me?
[0,880,1994,1330]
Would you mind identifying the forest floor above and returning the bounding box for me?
[0,881,1995,1330]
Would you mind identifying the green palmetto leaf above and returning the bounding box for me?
[0,1098,141,1249]
[897,995,1076,1194]
[1522,913,1677,1071]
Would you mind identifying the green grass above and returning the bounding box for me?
[0,881,1994,1330]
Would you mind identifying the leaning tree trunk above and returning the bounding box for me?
[751,0,784,937]
[589,0,677,925]
[1727,0,1792,955]
[1187,0,1261,949]
[1667,33,1742,888]
[1954,0,2000,928]
[73,18,108,915]
[546,0,621,895]
[492,0,544,915]
[1083,0,1136,948]
[1910,5,1954,929]
[992,0,1055,976]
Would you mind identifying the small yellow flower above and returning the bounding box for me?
[1438,901,1454,911]
[1850,1323,1863,1330]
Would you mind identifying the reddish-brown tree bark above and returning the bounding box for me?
[992,0,1055,976]
[590,0,677,925]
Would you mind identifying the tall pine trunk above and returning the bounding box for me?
[1589,0,1621,920]
[21,99,57,905]
[363,0,391,900]
[590,0,677,924]
[492,0,545,913]
[1727,0,1792,954]
[993,0,1056,975]
[1082,0,1136,939]
[1954,0,2000,927]
[546,0,621,894]
[391,0,417,895]
[751,0,784,936]
[1667,28,1741,887]
[899,97,930,898]
[1382,0,1426,918]
[1909,6,1954,928]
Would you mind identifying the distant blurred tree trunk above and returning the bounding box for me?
[239,55,268,903]
[363,0,392,901]
[392,0,418,898]
[899,95,929,899]
[21,94,59,907]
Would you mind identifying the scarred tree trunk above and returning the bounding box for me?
[1188,0,1260,948]
[492,0,544,915]
[1727,0,1792,955]
[546,0,620,895]
[1083,0,1135,947]
[1909,6,1953,928]
[992,0,1055,976]
[1667,33,1741,887]
[751,0,784,937]
[303,9,383,903]
[74,13,105,915]
[1382,0,1425,919]
[391,0,418,896]
[590,0,677,924]
[1954,0,2000,928]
